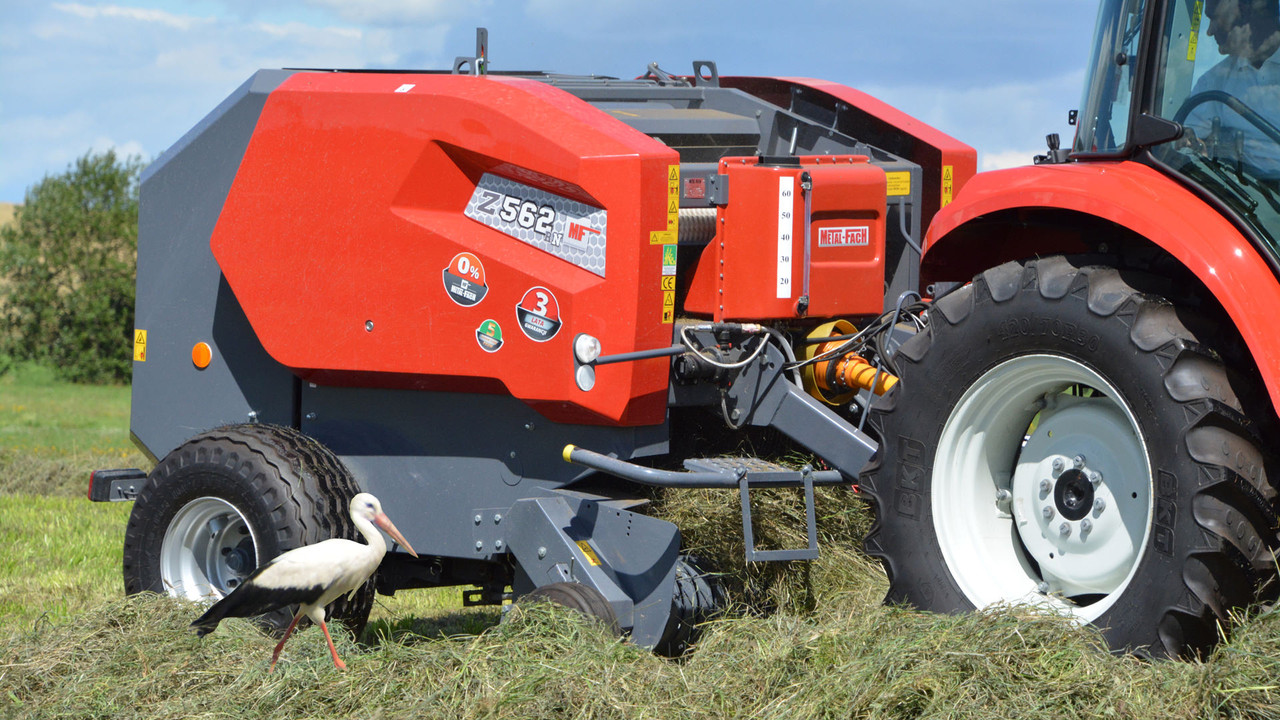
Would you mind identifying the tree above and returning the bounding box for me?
[0,150,144,384]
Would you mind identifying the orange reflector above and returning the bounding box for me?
[192,342,212,369]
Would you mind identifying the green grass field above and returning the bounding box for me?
[1,365,1278,719]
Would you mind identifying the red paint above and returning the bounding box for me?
[685,155,887,321]
[211,72,678,425]
[925,161,1280,411]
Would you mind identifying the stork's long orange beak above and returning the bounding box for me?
[375,513,418,558]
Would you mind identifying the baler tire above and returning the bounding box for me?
[122,424,376,638]
[520,582,622,635]
[861,256,1278,658]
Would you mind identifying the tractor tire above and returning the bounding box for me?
[861,256,1278,658]
[123,424,375,638]
[520,582,622,635]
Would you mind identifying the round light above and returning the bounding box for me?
[573,333,602,364]
[191,342,212,369]
[575,364,596,392]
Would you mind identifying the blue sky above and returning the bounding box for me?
[0,0,1099,204]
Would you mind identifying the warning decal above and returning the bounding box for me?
[476,319,504,353]
[942,165,955,207]
[133,329,147,362]
[443,252,489,307]
[515,286,562,342]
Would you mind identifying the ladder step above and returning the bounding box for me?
[684,457,819,563]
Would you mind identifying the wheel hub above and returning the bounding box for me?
[160,497,259,601]
[933,355,1154,622]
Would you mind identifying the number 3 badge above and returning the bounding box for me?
[515,286,562,342]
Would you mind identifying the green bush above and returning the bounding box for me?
[0,150,143,384]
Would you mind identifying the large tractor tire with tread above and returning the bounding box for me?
[123,424,376,638]
[861,256,1278,658]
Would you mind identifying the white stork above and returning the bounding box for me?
[191,492,417,672]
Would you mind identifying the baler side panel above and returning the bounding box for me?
[132,70,300,462]
[210,73,680,426]
[923,161,1280,414]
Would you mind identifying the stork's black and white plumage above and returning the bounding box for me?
[191,492,417,671]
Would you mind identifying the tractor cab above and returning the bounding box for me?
[1072,0,1280,258]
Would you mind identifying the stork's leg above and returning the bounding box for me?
[268,612,303,673]
[318,619,346,671]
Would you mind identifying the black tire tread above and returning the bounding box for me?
[861,256,1279,658]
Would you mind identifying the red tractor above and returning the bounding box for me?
[94,1,1278,659]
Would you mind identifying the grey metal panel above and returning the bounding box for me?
[299,383,669,560]
[131,70,298,461]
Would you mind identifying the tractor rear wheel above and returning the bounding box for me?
[862,257,1278,658]
[123,424,376,637]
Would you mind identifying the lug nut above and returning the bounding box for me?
[1081,518,1093,535]
[1052,458,1065,476]
[1059,522,1071,537]
[1088,470,1102,486]
[1094,497,1107,514]
[1073,455,1086,469]
[1042,506,1055,520]
[1039,479,1052,495]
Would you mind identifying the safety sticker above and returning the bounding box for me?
[465,173,607,277]
[818,226,870,247]
[886,171,911,197]
[442,252,489,307]
[133,329,147,362]
[650,164,681,245]
[942,165,955,207]
[575,540,602,566]
[660,275,676,324]
[1188,1,1202,61]
[515,286,562,342]
[475,319,504,353]
[662,244,678,277]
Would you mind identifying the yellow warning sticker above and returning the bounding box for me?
[133,329,147,362]
[650,230,676,245]
[942,165,955,207]
[662,290,675,307]
[1188,1,1202,61]
[575,540,602,566]
[667,164,680,233]
[660,275,676,291]
[886,171,911,196]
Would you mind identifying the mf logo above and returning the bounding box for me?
[567,222,602,244]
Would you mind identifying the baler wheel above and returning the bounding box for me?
[519,582,621,636]
[122,424,375,638]
[861,256,1278,658]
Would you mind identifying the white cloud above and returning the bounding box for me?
[981,149,1039,171]
[302,0,486,25]
[51,3,211,31]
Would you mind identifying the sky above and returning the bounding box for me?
[0,0,1100,205]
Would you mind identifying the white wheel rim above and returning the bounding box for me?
[933,355,1152,622]
[160,497,259,601]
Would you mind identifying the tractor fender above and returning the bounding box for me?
[921,160,1280,414]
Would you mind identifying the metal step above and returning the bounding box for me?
[683,458,820,562]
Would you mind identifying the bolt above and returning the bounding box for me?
[247,410,258,422]
[1042,506,1055,520]
[1037,581,1051,594]
[509,451,517,459]
[1094,497,1107,514]
[493,514,502,524]
[1081,518,1093,535]
[475,540,484,551]
[1073,454,1086,469]
[537,546,547,559]
[304,412,317,421]
[1059,522,1071,537]
[1088,470,1102,486]
[474,514,482,524]
[1039,478,1052,495]
[995,488,1012,505]
[494,539,504,551]
[524,422,535,431]
[1052,458,1065,477]
[365,320,374,332]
